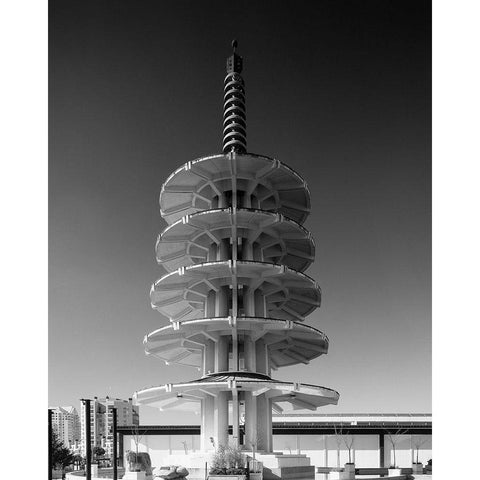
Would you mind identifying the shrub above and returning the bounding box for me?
[209,445,247,475]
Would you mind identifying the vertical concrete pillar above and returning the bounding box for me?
[203,339,215,375]
[244,337,256,372]
[244,391,257,449]
[252,242,261,261]
[206,291,216,317]
[243,286,255,316]
[254,289,265,317]
[219,238,230,260]
[215,391,229,448]
[255,339,267,375]
[243,239,253,260]
[208,243,218,262]
[218,193,227,209]
[201,396,215,450]
[266,398,273,451]
[324,435,328,467]
[216,286,229,317]
[255,394,271,452]
[232,389,240,447]
[216,336,229,372]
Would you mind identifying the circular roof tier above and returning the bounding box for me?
[134,374,339,412]
[150,261,321,322]
[144,317,329,369]
[160,153,311,225]
[156,208,315,273]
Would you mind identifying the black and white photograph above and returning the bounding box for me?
[6,1,480,480]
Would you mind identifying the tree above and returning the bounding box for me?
[130,424,148,457]
[385,429,408,468]
[412,436,428,464]
[333,425,343,468]
[343,435,354,464]
[51,432,75,476]
[93,446,106,460]
[334,425,354,465]
[72,454,84,470]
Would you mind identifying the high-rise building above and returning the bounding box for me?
[80,396,139,457]
[133,41,339,478]
[50,406,81,450]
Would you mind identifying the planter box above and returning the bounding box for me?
[249,473,263,480]
[343,463,355,479]
[412,463,423,474]
[388,468,402,476]
[122,472,147,480]
[329,471,352,480]
[208,475,247,480]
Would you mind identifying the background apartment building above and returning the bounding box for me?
[50,406,81,451]
[80,396,139,457]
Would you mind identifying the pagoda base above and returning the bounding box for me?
[155,452,314,480]
[255,453,314,480]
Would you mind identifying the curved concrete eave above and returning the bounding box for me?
[144,317,329,368]
[156,207,315,273]
[134,378,339,412]
[159,153,311,225]
[150,261,321,322]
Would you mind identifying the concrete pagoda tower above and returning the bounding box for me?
[134,41,339,465]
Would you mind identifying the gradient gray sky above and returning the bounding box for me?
[50,0,431,424]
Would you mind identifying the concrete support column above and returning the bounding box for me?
[255,339,268,375]
[215,391,229,448]
[266,398,273,451]
[244,391,257,449]
[243,239,253,261]
[254,289,265,317]
[218,193,227,209]
[216,286,230,317]
[201,396,215,451]
[244,336,256,372]
[219,238,230,260]
[232,329,239,371]
[203,339,215,375]
[206,291,216,317]
[252,242,263,262]
[243,286,255,316]
[255,394,271,452]
[232,389,240,447]
[216,336,229,372]
[208,243,218,262]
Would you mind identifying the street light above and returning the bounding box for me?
[81,399,92,480]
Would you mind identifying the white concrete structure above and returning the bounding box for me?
[133,44,338,479]
[50,406,81,450]
[80,396,139,457]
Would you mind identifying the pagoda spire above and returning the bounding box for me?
[223,40,247,153]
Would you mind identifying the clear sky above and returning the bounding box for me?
[49,0,431,425]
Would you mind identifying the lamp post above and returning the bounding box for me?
[48,408,53,480]
[112,407,118,480]
[82,399,92,480]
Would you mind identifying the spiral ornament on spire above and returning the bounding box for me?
[223,40,247,154]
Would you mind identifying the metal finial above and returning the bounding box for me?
[223,41,246,154]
